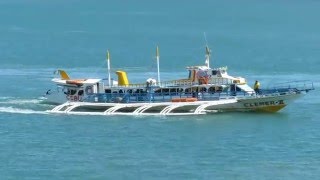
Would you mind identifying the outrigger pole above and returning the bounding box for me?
[107,50,111,87]
[156,46,160,85]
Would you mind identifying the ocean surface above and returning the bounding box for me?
[1,0,320,179]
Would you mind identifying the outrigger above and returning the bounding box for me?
[44,46,314,115]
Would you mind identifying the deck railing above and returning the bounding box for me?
[113,77,235,88]
[264,80,314,93]
[83,80,314,104]
[83,90,252,104]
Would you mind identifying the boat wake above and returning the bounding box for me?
[0,97,53,115]
[0,106,48,115]
[0,98,42,105]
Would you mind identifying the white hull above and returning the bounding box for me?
[48,99,238,116]
[211,92,304,112]
[47,92,303,116]
[42,90,70,105]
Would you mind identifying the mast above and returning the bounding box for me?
[205,45,211,68]
[156,46,160,85]
[107,50,111,87]
[203,32,211,68]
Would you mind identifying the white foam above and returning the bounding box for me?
[0,97,13,100]
[0,106,48,115]
[0,99,42,105]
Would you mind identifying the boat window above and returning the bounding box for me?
[217,71,222,77]
[105,89,111,93]
[208,87,215,93]
[209,86,223,93]
[212,70,217,75]
[135,89,144,94]
[185,88,191,93]
[161,88,169,93]
[216,86,223,92]
[230,84,241,92]
[70,89,77,95]
[65,89,76,95]
[199,87,207,92]
[188,70,191,79]
[170,88,178,93]
[85,86,93,94]
[78,90,84,96]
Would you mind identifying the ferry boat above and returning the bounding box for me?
[44,46,314,115]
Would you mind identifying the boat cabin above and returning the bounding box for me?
[186,66,246,85]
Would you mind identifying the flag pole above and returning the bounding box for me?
[205,45,211,68]
[107,50,111,87]
[156,46,160,86]
[204,32,211,68]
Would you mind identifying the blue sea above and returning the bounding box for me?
[1,0,320,179]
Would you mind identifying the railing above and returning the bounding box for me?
[208,78,233,85]
[83,90,251,104]
[263,80,314,94]
[82,80,314,104]
[115,79,194,89]
[161,78,235,86]
[112,77,235,89]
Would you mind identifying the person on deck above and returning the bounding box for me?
[254,80,260,94]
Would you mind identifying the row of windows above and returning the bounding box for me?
[64,89,84,96]
[105,86,225,94]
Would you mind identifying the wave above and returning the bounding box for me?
[0,97,13,100]
[0,98,43,105]
[0,106,48,115]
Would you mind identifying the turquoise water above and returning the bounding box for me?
[1,0,320,179]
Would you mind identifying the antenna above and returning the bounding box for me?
[203,32,211,68]
[107,50,111,87]
[156,45,160,85]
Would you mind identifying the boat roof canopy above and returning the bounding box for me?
[52,78,102,86]
[186,66,211,70]
[186,66,228,71]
